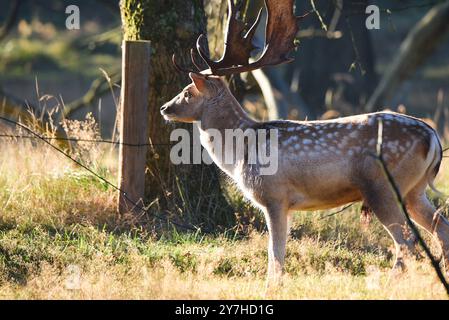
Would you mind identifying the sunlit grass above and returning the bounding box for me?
[0,127,448,299]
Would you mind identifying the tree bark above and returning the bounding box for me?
[120,0,233,230]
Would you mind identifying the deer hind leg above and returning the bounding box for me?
[264,203,289,290]
[405,187,449,273]
[360,182,418,271]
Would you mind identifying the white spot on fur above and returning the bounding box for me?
[303,139,313,145]
[388,145,397,153]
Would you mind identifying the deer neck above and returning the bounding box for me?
[196,92,256,176]
[199,93,255,132]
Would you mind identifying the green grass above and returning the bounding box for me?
[0,133,448,299]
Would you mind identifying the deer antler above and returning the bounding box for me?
[197,0,300,76]
[196,0,263,71]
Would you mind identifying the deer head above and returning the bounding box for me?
[160,73,227,123]
[161,0,301,123]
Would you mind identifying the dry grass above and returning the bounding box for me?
[0,116,449,299]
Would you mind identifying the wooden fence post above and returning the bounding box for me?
[118,40,151,214]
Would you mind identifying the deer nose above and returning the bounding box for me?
[160,105,168,113]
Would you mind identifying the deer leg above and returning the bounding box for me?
[360,182,417,271]
[360,202,373,227]
[264,203,289,290]
[406,191,449,273]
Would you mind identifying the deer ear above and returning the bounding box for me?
[189,73,207,93]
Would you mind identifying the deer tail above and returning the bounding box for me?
[425,128,444,196]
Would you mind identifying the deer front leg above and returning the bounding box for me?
[264,203,289,291]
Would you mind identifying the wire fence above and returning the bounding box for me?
[1,114,449,215]
[0,133,174,148]
[0,117,362,223]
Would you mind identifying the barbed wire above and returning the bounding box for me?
[0,133,174,148]
[319,202,355,220]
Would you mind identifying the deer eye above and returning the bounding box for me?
[184,91,192,99]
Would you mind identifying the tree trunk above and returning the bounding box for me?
[120,0,233,230]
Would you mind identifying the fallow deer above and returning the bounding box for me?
[160,0,449,287]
